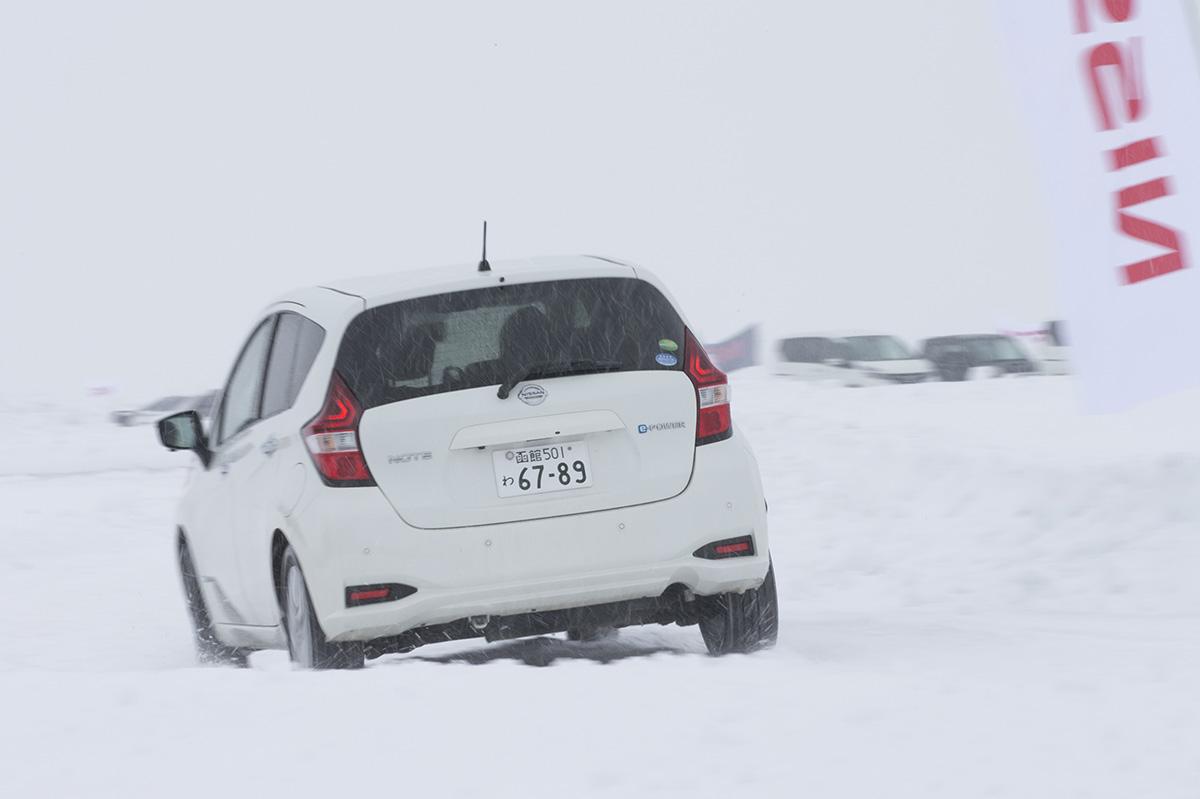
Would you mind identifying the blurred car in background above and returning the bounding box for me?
[1031,320,1070,375]
[191,390,219,419]
[773,333,935,386]
[921,334,1038,382]
[110,391,218,427]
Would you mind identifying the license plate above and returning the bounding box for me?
[493,442,593,498]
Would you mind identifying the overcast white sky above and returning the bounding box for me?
[0,1,1058,398]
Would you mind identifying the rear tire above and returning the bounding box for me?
[280,547,364,670]
[177,538,249,667]
[698,562,779,656]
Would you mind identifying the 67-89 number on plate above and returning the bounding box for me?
[493,442,593,498]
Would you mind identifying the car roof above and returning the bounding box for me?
[322,255,635,301]
[264,255,647,320]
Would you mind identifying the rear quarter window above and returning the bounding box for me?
[336,277,686,409]
[262,312,326,417]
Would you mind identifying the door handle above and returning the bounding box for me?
[260,436,280,456]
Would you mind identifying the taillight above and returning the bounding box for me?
[684,328,732,446]
[303,372,375,487]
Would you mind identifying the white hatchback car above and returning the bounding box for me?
[158,256,776,668]
[773,333,935,386]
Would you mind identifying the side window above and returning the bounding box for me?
[781,338,821,363]
[262,312,326,418]
[216,317,277,445]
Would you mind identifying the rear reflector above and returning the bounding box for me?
[683,329,732,446]
[693,535,756,560]
[345,583,418,608]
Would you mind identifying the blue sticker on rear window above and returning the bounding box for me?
[655,352,678,367]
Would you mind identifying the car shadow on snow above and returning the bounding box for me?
[385,634,693,668]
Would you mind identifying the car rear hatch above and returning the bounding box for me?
[338,276,699,529]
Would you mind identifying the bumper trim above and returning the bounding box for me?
[362,584,700,659]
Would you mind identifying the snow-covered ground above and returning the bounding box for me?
[2,375,1198,798]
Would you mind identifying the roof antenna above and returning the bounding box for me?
[478,220,491,272]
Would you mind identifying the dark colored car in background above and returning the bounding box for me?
[921,334,1038,382]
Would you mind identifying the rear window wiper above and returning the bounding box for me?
[497,359,623,399]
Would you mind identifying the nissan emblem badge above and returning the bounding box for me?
[517,384,547,406]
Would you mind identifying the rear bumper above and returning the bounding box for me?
[327,554,769,642]
[286,430,770,642]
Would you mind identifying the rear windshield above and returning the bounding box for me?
[337,277,686,408]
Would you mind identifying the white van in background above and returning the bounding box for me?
[773,333,936,387]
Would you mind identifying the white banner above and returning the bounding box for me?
[996,1,1200,411]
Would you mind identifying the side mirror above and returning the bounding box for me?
[823,357,850,369]
[158,411,212,467]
